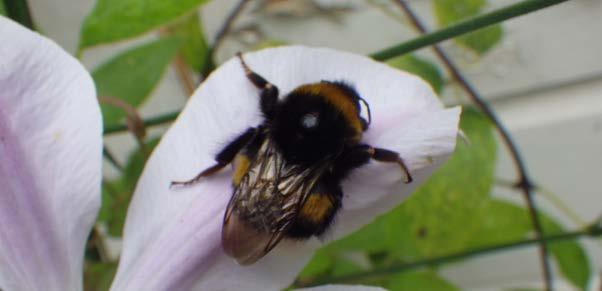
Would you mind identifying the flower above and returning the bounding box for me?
[0,16,459,291]
[110,47,460,290]
[0,16,101,290]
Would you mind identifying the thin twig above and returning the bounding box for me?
[103,144,123,171]
[91,226,110,263]
[392,1,554,289]
[371,0,569,61]
[200,0,252,76]
[99,96,148,157]
[293,224,602,287]
[495,178,587,228]
[172,51,196,96]
[158,28,197,96]
[212,0,252,53]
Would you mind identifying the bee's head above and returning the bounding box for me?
[270,82,368,165]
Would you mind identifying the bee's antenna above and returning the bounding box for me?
[358,97,372,126]
[236,52,252,75]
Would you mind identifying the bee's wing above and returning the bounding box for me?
[222,207,286,265]
[222,138,324,265]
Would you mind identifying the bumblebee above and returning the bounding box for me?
[172,53,412,265]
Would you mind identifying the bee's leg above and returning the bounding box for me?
[335,145,412,183]
[170,127,256,188]
[236,52,279,119]
[369,147,413,183]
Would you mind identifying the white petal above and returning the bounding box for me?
[112,46,459,291]
[296,285,386,291]
[0,17,102,291]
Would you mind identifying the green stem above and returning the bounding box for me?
[103,145,123,171]
[102,0,571,135]
[370,0,569,61]
[294,225,602,287]
[103,111,180,135]
[3,0,35,29]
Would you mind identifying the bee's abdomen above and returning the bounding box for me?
[287,183,342,239]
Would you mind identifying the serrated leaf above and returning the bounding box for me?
[165,13,208,72]
[387,54,444,94]
[84,262,118,291]
[79,0,209,49]
[540,214,591,290]
[93,38,181,127]
[387,270,459,291]
[433,0,503,55]
[397,108,496,257]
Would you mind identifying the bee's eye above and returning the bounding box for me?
[300,112,319,129]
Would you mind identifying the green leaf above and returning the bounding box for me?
[93,38,181,127]
[298,249,334,279]
[540,214,591,290]
[104,180,131,237]
[472,199,592,290]
[0,1,6,16]
[84,262,118,291]
[397,108,496,257]
[100,138,160,237]
[433,0,503,54]
[468,199,531,248]
[387,54,444,94]
[330,257,365,277]
[165,13,209,72]
[387,270,459,291]
[122,138,160,190]
[79,0,208,49]
[98,181,117,222]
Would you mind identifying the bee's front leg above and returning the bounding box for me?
[368,147,413,183]
[334,144,412,184]
[170,127,257,188]
[236,52,279,119]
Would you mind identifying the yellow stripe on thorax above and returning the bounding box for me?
[299,194,333,224]
[294,84,363,140]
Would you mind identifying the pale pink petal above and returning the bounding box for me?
[0,17,102,291]
[112,46,459,291]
